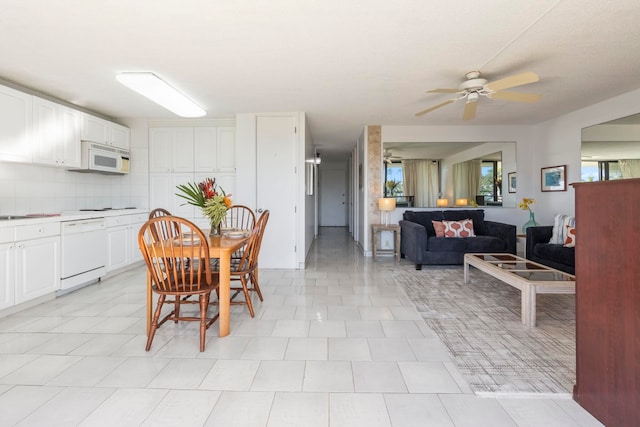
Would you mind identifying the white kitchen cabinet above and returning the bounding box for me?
[149,127,194,172]
[150,172,195,219]
[0,242,14,311]
[81,113,130,150]
[106,223,129,272]
[32,96,81,168]
[0,84,32,163]
[129,214,147,264]
[110,122,130,150]
[106,213,147,272]
[194,127,236,172]
[82,113,109,144]
[216,127,236,171]
[13,222,61,304]
[14,235,60,304]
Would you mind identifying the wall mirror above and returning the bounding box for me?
[581,113,640,181]
[383,141,517,208]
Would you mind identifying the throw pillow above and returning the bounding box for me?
[432,220,445,237]
[563,225,576,248]
[443,219,476,238]
[549,214,575,244]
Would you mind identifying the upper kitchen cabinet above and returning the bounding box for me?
[0,84,33,163]
[194,127,236,172]
[32,96,82,168]
[110,122,130,150]
[149,127,194,172]
[81,113,130,150]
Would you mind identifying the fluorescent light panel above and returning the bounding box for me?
[116,72,206,117]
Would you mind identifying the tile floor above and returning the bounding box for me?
[0,227,603,426]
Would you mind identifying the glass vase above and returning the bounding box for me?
[521,211,538,234]
[209,220,222,236]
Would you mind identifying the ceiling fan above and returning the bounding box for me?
[383,149,401,164]
[415,71,541,121]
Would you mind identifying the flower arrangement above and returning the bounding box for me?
[518,197,535,212]
[176,178,232,233]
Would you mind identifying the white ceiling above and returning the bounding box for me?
[2,0,640,159]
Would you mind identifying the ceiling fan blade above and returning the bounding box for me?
[485,71,539,92]
[489,91,541,103]
[415,99,455,117]
[427,88,459,94]
[463,101,477,121]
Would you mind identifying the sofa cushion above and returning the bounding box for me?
[549,213,575,244]
[403,211,444,236]
[443,219,476,237]
[427,236,467,252]
[432,220,445,237]
[466,235,506,253]
[563,226,576,248]
[443,209,486,235]
[533,243,575,267]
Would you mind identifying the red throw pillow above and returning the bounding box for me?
[443,219,475,238]
[432,220,445,237]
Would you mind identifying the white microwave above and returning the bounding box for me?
[71,141,130,174]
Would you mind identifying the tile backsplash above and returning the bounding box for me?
[0,147,148,215]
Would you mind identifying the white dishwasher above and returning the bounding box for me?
[60,218,107,292]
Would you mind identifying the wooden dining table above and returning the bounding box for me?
[145,232,250,337]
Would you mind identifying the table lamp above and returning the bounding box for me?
[437,198,448,207]
[456,198,468,206]
[378,197,396,225]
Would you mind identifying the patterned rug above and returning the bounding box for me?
[387,264,576,395]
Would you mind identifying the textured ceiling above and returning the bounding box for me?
[2,0,640,158]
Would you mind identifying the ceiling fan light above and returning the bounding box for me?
[467,92,480,103]
[116,72,206,117]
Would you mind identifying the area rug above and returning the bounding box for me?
[386,264,576,395]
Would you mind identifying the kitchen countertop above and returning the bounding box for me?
[0,209,149,228]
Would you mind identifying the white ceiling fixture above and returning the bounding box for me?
[115,72,206,118]
[415,71,541,121]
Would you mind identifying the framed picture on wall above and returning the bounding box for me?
[507,172,516,193]
[541,165,567,192]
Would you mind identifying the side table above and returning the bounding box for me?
[516,234,527,257]
[371,223,401,261]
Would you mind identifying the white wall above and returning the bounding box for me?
[528,88,640,224]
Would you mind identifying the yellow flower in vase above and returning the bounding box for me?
[518,197,538,233]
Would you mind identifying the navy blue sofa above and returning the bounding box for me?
[525,226,575,275]
[399,210,516,270]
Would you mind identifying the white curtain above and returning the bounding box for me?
[619,159,640,178]
[453,159,482,201]
[402,160,439,207]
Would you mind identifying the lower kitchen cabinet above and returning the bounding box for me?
[14,236,60,304]
[106,213,147,272]
[0,242,14,310]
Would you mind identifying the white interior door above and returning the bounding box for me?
[320,168,347,226]
[256,116,297,269]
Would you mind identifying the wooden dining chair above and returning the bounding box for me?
[148,208,179,240]
[139,216,219,351]
[217,209,269,317]
[222,205,256,231]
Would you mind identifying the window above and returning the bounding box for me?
[478,160,502,204]
[384,162,403,197]
[581,160,623,181]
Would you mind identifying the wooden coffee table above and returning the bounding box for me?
[463,253,575,327]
